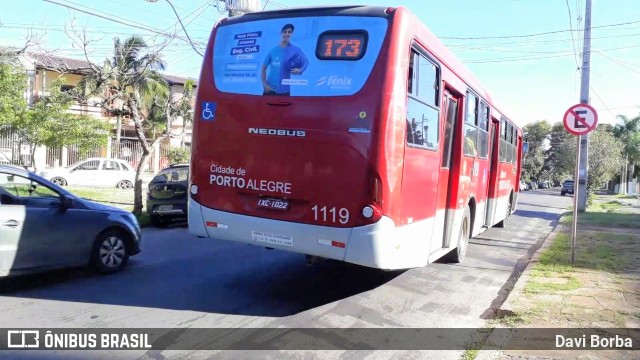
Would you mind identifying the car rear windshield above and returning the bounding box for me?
[152,168,189,183]
[212,15,388,97]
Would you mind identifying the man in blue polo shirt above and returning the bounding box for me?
[261,24,309,96]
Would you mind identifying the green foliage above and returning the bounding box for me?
[557,130,624,196]
[76,35,172,216]
[0,71,109,169]
[0,63,28,128]
[544,122,571,184]
[523,120,552,181]
[613,114,640,184]
[524,120,552,144]
[167,147,190,164]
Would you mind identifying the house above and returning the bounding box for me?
[24,52,197,146]
[2,49,197,171]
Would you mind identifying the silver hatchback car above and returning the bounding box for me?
[0,165,141,278]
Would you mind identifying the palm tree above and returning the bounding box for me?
[77,35,170,214]
[613,114,640,194]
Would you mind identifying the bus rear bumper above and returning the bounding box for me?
[188,200,426,270]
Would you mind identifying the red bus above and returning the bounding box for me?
[188,5,524,270]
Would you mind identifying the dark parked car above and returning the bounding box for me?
[146,164,189,228]
[561,180,575,196]
[0,164,141,278]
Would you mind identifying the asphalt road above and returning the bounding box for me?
[0,189,571,360]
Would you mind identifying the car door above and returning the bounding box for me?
[0,172,84,273]
[68,159,101,186]
[0,173,27,275]
[101,160,123,187]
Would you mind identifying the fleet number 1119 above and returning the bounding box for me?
[311,205,349,224]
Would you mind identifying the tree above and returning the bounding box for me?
[544,122,571,185]
[522,120,551,181]
[556,130,624,198]
[76,35,172,215]
[172,79,195,148]
[0,63,28,129]
[613,114,640,194]
[9,77,109,169]
[168,147,190,164]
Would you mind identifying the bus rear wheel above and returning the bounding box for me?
[445,206,470,263]
[496,194,513,228]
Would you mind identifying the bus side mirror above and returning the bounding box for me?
[523,142,529,154]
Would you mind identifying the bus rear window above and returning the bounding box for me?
[212,16,388,97]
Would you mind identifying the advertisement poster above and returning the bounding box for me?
[213,16,388,97]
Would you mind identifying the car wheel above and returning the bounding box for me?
[92,229,130,274]
[151,215,169,228]
[445,206,470,263]
[51,177,67,186]
[117,180,133,189]
[561,191,566,196]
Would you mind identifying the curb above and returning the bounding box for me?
[473,221,565,360]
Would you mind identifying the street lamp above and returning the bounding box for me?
[145,0,204,56]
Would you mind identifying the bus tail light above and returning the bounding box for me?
[362,205,381,219]
[385,7,395,14]
[362,172,384,224]
[190,184,199,201]
[370,175,382,204]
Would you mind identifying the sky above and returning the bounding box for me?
[1,0,640,128]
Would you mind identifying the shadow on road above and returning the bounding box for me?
[516,202,568,211]
[513,209,563,222]
[0,246,405,317]
[0,191,569,319]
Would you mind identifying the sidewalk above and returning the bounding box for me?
[476,193,640,360]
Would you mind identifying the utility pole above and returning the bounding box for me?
[220,0,260,17]
[577,0,592,212]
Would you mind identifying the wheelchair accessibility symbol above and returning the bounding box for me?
[201,102,217,121]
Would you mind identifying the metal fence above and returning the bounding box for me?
[45,144,103,168]
[3,130,175,174]
[112,140,174,173]
[0,128,32,166]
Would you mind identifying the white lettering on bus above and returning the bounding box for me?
[248,128,306,137]
[210,164,236,174]
[209,164,291,195]
[499,180,512,190]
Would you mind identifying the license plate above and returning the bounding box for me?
[256,198,289,210]
[252,231,293,247]
[158,205,173,211]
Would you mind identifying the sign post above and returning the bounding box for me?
[563,103,598,264]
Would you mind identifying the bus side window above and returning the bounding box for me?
[406,47,440,150]
[463,92,478,157]
[408,51,417,94]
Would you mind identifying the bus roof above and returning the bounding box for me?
[221,5,391,25]
[218,5,519,130]
[402,8,517,128]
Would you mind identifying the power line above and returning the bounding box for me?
[440,18,640,40]
[461,43,640,64]
[153,0,204,56]
[565,0,580,69]
[41,0,203,46]
[590,86,616,118]
[161,0,216,34]
[595,51,640,75]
